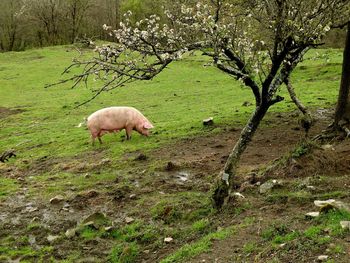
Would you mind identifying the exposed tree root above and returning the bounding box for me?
[312,120,350,143]
[212,178,230,209]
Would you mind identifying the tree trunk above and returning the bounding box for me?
[285,77,309,116]
[285,77,313,135]
[115,0,121,30]
[334,22,350,126]
[212,104,269,208]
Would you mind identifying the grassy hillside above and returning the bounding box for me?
[0,46,348,263]
[0,47,342,158]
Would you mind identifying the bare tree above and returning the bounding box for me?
[28,0,64,45]
[104,0,122,30]
[0,0,26,51]
[333,22,350,134]
[64,0,92,43]
[57,0,350,209]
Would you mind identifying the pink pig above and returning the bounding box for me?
[87,106,154,144]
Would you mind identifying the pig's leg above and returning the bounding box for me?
[97,131,103,144]
[90,130,101,145]
[125,126,133,140]
[91,134,97,146]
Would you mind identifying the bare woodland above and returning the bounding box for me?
[0,0,347,52]
[0,0,168,51]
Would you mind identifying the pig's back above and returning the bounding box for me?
[87,107,144,130]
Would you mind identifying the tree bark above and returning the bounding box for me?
[334,22,350,125]
[285,77,309,116]
[285,77,313,135]
[212,104,269,208]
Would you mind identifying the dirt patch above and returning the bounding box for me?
[2,108,350,262]
[150,110,330,177]
[0,106,25,119]
[265,141,350,179]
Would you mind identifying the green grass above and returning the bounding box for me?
[0,47,343,161]
[259,209,350,260]
[161,217,255,263]
[160,226,236,263]
[0,177,18,199]
[242,242,259,254]
[0,45,345,262]
[0,243,54,262]
[110,242,140,263]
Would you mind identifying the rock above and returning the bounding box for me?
[50,195,65,204]
[83,221,95,227]
[125,217,134,224]
[340,221,350,230]
[84,190,99,198]
[104,226,114,232]
[314,199,350,213]
[62,203,71,211]
[129,194,137,199]
[47,235,60,243]
[164,237,173,243]
[203,117,214,126]
[305,212,320,219]
[30,217,40,223]
[306,185,316,191]
[259,180,281,194]
[317,255,328,261]
[25,206,38,213]
[321,144,334,151]
[165,161,179,171]
[65,228,76,238]
[134,153,147,161]
[100,158,111,165]
[176,172,189,182]
[232,192,245,199]
[82,212,109,229]
[242,101,253,107]
[84,173,91,178]
[28,235,36,246]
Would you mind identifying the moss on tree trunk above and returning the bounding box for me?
[212,104,269,209]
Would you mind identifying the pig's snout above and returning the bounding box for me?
[141,129,151,136]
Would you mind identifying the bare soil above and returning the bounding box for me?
[0,106,25,119]
[1,108,350,262]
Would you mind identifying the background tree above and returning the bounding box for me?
[0,0,26,51]
[28,0,64,46]
[0,0,346,52]
[104,0,122,30]
[333,21,350,133]
[56,0,350,209]
[64,0,91,43]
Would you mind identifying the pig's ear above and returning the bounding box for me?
[143,122,154,129]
